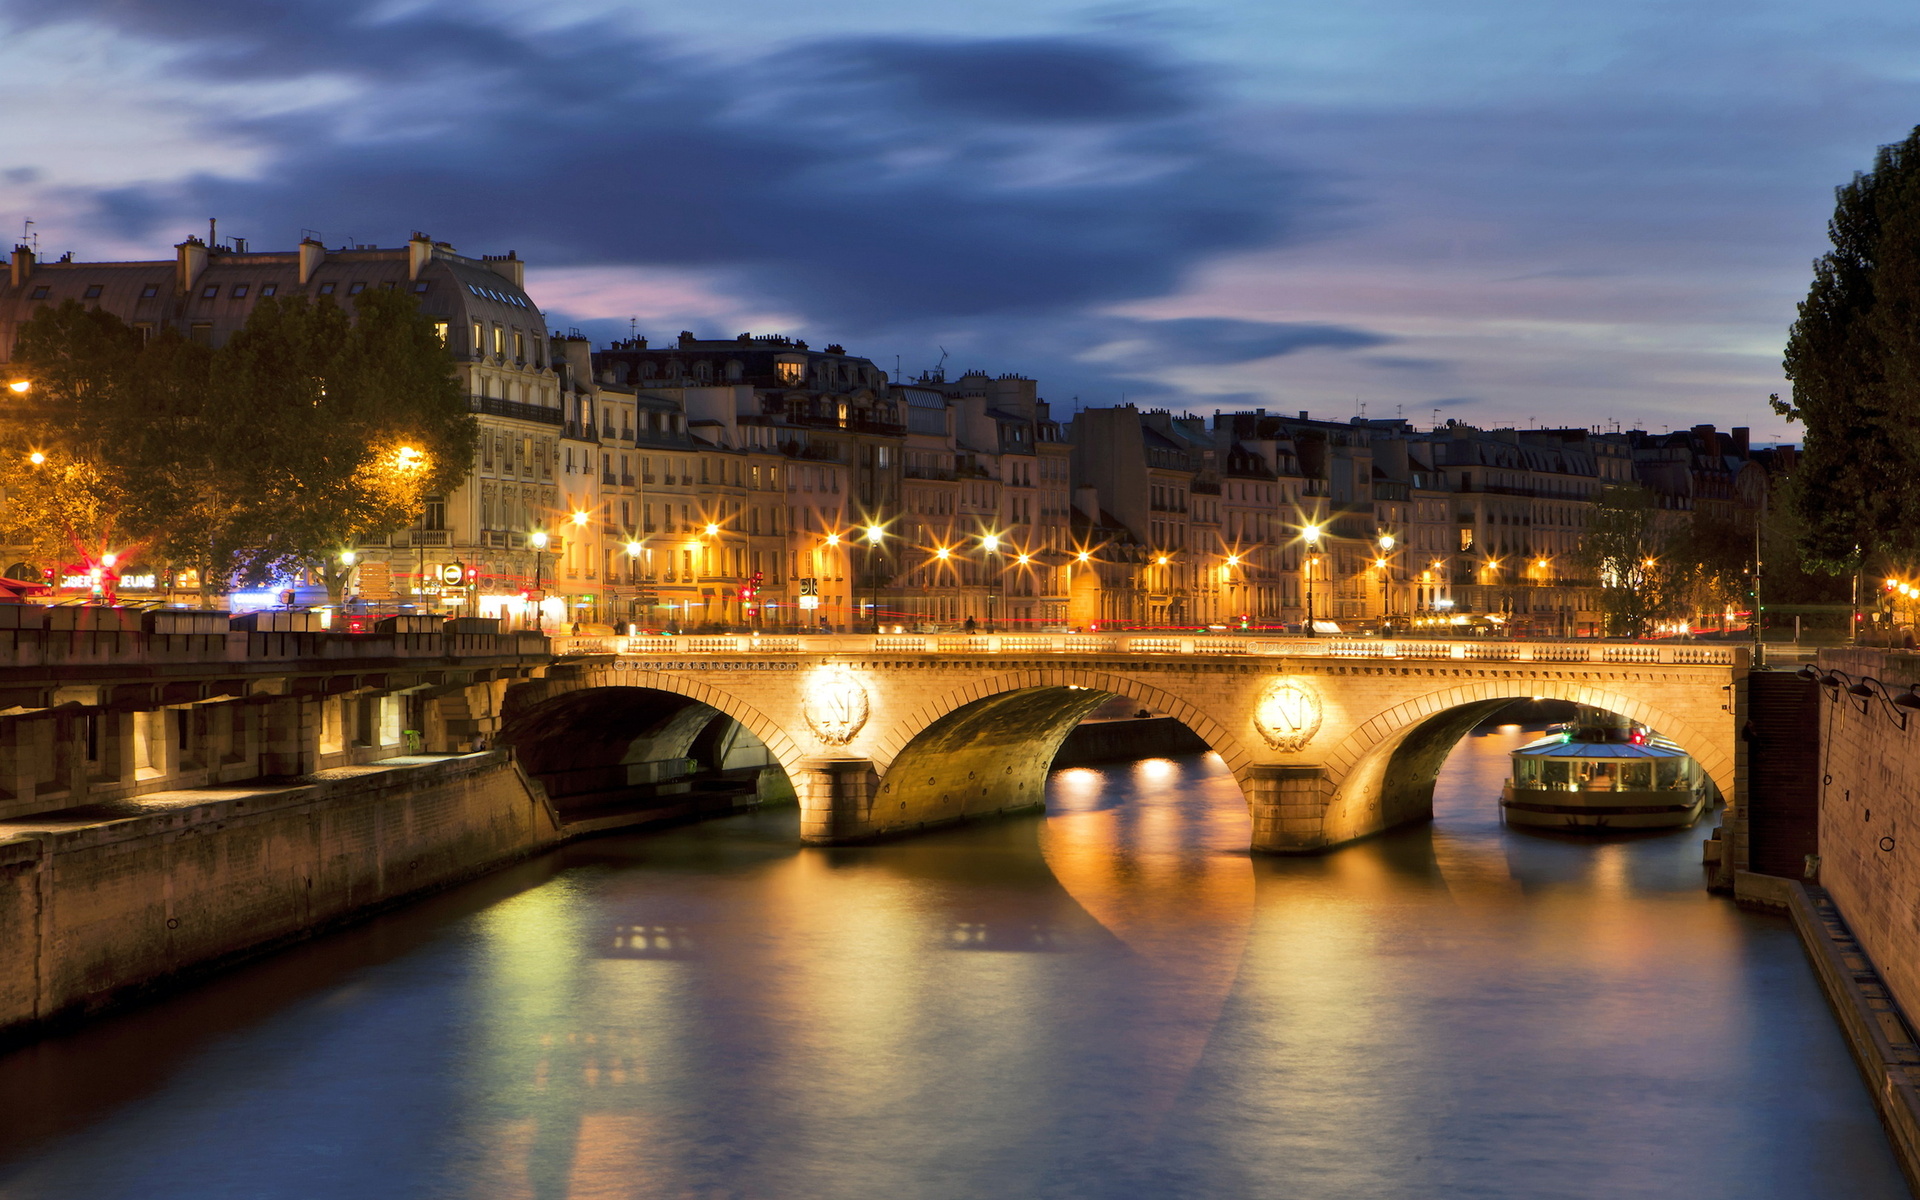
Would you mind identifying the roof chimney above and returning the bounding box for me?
[482,251,524,289]
[298,236,325,285]
[1731,426,1750,457]
[9,244,32,288]
[175,237,208,293]
[408,231,433,281]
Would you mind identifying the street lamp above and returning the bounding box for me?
[7,379,28,394]
[864,523,885,633]
[529,530,549,632]
[980,533,1003,630]
[1302,523,1323,637]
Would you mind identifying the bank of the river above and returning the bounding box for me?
[0,726,1906,1199]
[0,752,563,1041]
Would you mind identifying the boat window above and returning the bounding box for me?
[1580,761,1617,790]
[1657,759,1687,789]
[1542,760,1571,788]
[1620,762,1652,789]
[1514,759,1540,785]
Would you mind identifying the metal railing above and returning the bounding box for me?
[557,633,1749,666]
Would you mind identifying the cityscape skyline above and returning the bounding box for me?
[0,0,1914,440]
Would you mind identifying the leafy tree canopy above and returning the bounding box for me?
[1778,125,1920,571]
[0,291,473,599]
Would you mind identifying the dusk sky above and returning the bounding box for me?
[1,0,1915,440]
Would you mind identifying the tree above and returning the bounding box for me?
[0,291,474,603]
[1777,126,1920,571]
[1578,486,1683,636]
[0,301,150,580]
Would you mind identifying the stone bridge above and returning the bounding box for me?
[508,633,1748,853]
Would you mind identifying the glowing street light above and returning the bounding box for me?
[824,532,841,548]
[528,530,550,632]
[571,510,590,528]
[27,451,44,465]
[980,533,1001,552]
[1377,532,1395,552]
[934,546,951,560]
[704,522,721,537]
[7,379,28,394]
[340,550,357,566]
[625,540,643,557]
[864,524,884,545]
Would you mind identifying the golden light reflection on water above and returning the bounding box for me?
[0,727,1906,1200]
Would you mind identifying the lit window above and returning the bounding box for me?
[231,284,248,298]
[492,325,505,356]
[200,284,217,299]
[432,321,449,344]
[85,284,104,299]
[318,282,336,295]
[261,283,277,297]
[348,282,366,295]
[139,285,158,299]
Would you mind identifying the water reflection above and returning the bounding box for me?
[0,726,1907,1199]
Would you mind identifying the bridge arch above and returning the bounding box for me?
[498,671,811,822]
[1317,677,1733,844]
[844,667,1260,841]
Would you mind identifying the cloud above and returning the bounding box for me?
[19,0,1331,378]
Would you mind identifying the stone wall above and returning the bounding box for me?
[0,752,562,1038]
[1815,648,1920,1016]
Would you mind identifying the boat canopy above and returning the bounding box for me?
[1514,737,1690,759]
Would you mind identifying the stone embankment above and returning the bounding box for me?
[1740,648,1920,1191]
[0,752,563,1040]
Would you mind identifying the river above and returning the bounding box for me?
[0,724,1907,1199]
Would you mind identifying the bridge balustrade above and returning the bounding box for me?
[569,633,1748,666]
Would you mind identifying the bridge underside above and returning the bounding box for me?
[798,686,1110,842]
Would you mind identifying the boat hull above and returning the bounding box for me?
[1500,782,1706,831]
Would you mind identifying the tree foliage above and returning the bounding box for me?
[0,292,473,599]
[1778,125,1920,571]
[1577,486,1685,636]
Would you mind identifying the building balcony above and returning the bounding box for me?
[469,395,565,426]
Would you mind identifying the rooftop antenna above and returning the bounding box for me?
[1432,407,1440,431]
[894,354,901,384]
[629,316,637,340]
[20,218,35,255]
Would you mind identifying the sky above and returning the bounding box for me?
[1,0,1916,440]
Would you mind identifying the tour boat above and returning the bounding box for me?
[1501,711,1708,831]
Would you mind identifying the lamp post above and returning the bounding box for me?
[625,539,646,632]
[1376,533,1396,630]
[864,523,885,633]
[529,530,549,632]
[1302,523,1322,636]
[980,533,1002,631]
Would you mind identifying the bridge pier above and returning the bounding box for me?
[1247,764,1335,854]
[797,757,882,843]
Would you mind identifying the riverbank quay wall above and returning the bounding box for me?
[0,752,562,1039]
[1804,649,1920,1018]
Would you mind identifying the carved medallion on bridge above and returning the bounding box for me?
[803,666,871,745]
[1254,678,1323,751]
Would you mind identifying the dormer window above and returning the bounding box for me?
[232,284,249,298]
[139,285,158,298]
[412,281,428,293]
[261,283,277,297]
[348,282,366,295]
[318,282,336,295]
[85,284,104,299]
[200,284,218,299]
[29,286,48,299]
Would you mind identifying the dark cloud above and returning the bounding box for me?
[820,37,1199,124]
[1137,317,1388,364]
[13,0,1344,385]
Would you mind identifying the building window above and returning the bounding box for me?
[318,282,336,294]
[492,325,505,356]
[29,286,48,299]
[139,284,157,299]
[432,321,448,343]
[348,282,366,295]
[513,331,525,361]
[472,321,483,353]
[232,284,249,298]
[200,284,218,299]
[422,495,446,531]
[84,284,104,298]
[261,283,277,297]
[189,323,213,346]
[413,281,429,293]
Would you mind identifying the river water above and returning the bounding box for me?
[0,725,1908,1199]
